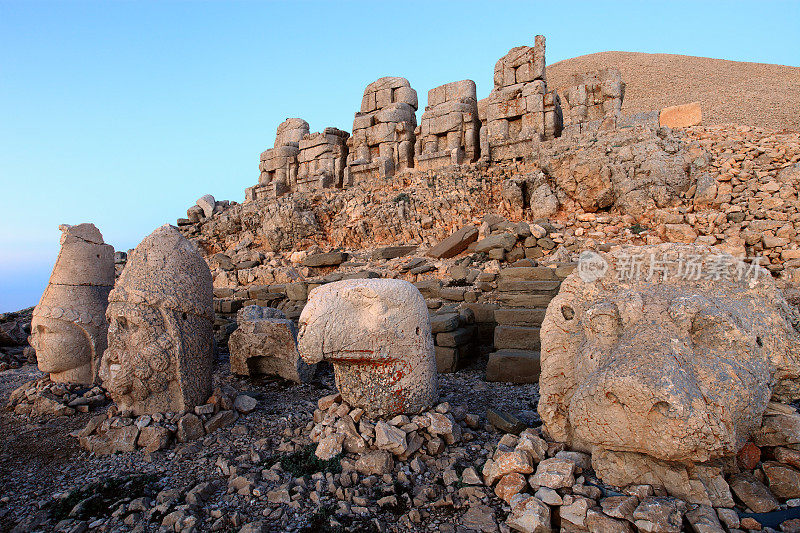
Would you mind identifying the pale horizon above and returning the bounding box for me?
[2,0,799,312]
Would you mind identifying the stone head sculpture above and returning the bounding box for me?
[298,279,438,418]
[30,223,114,385]
[99,224,213,415]
[539,244,800,464]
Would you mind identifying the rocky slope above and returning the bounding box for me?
[548,51,800,132]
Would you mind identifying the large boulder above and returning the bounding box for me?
[539,244,800,468]
[297,279,438,417]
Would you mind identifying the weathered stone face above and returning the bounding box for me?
[483,35,563,162]
[415,80,480,170]
[563,68,625,133]
[228,305,315,383]
[100,225,213,415]
[297,279,438,417]
[539,244,800,464]
[347,77,418,182]
[30,223,114,385]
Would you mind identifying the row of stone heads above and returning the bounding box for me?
[250,35,626,199]
[30,222,441,420]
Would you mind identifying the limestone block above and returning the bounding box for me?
[298,279,438,417]
[274,118,310,148]
[196,194,216,218]
[659,102,702,128]
[228,305,315,383]
[486,350,541,383]
[427,225,479,259]
[100,225,214,415]
[31,223,115,386]
[539,244,800,466]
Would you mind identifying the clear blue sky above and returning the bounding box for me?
[1,0,798,312]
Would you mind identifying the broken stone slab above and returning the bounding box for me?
[486,350,541,383]
[204,410,238,435]
[685,505,725,533]
[762,461,800,500]
[228,305,315,383]
[371,245,418,260]
[474,232,517,253]
[729,473,779,513]
[302,251,347,267]
[426,225,478,259]
[487,408,526,434]
[430,313,459,334]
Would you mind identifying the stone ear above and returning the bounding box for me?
[583,302,621,346]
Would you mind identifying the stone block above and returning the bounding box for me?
[497,280,561,294]
[436,326,476,347]
[498,266,557,281]
[427,225,479,259]
[494,325,541,351]
[371,245,418,260]
[486,350,541,383]
[494,307,546,327]
[659,102,702,128]
[302,252,347,267]
[496,292,555,308]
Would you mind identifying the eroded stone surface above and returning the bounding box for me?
[539,244,800,467]
[30,223,115,386]
[228,305,315,383]
[347,77,418,181]
[298,279,437,417]
[100,225,214,415]
[415,80,480,170]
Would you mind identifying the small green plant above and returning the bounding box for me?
[263,444,342,478]
[48,473,159,521]
[300,503,380,533]
[393,192,411,203]
[630,223,647,235]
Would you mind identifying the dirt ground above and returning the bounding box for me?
[0,354,538,532]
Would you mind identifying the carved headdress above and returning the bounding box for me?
[102,224,213,414]
[32,223,114,384]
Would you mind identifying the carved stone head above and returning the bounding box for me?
[30,223,114,385]
[298,279,438,417]
[539,244,800,464]
[99,225,213,415]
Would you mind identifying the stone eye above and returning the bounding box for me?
[561,305,575,320]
